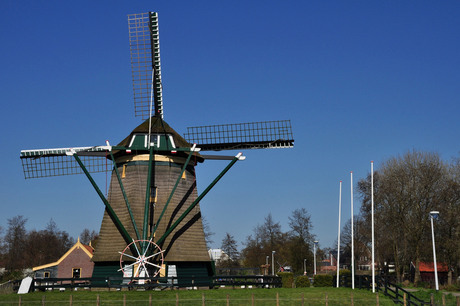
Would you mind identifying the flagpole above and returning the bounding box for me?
[336,180,342,287]
[351,171,355,289]
[371,161,375,293]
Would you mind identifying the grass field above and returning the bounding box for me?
[1,286,458,305]
[0,287,401,305]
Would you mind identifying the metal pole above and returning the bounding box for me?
[430,212,439,291]
[266,256,269,275]
[304,258,306,275]
[371,161,375,293]
[337,180,342,287]
[314,241,318,275]
[272,251,276,275]
[351,171,355,289]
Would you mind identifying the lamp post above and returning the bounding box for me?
[272,251,276,276]
[314,240,319,275]
[429,211,439,291]
[304,258,307,275]
[266,255,269,275]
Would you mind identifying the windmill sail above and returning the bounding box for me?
[184,120,294,151]
[128,12,163,120]
[20,146,110,179]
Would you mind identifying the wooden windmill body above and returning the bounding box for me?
[20,12,294,283]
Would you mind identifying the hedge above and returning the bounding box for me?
[313,274,333,287]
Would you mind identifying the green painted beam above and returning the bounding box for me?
[150,145,196,240]
[109,150,141,240]
[71,153,138,257]
[156,153,244,246]
[143,145,155,246]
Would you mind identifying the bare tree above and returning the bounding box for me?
[358,150,452,283]
[201,215,214,249]
[79,228,99,245]
[5,215,28,270]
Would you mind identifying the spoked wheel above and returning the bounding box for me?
[118,239,165,278]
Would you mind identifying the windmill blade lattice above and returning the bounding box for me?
[128,12,163,120]
[184,120,294,151]
[20,146,110,179]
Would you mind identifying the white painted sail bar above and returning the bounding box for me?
[20,146,111,158]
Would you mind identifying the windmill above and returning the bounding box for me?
[20,12,294,283]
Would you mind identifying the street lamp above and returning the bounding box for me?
[304,258,307,275]
[314,241,319,275]
[429,211,439,291]
[272,251,276,275]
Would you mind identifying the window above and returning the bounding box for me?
[44,271,50,278]
[72,268,81,278]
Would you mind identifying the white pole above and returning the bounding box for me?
[351,171,355,289]
[430,213,439,291]
[371,161,375,293]
[272,251,276,276]
[314,242,317,275]
[336,180,342,288]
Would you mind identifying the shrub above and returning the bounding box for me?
[313,274,333,287]
[295,275,310,288]
[339,269,351,276]
[277,272,294,288]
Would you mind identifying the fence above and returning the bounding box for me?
[337,274,431,306]
[31,275,282,291]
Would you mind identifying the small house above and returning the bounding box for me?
[33,238,94,280]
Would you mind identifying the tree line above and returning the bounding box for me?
[0,216,97,281]
[216,208,318,275]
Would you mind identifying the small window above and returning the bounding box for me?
[44,272,50,278]
[72,268,81,278]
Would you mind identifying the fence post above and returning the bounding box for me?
[431,293,434,305]
[276,292,279,306]
[226,294,229,306]
[149,294,152,306]
[176,293,179,306]
[326,292,329,306]
[123,294,126,306]
[69,294,72,306]
[252,293,254,306]
[18,296,21,306]
[96,294,100,306]
[350,291,354,306]
[42,295,46,306]
[301,292,304,306]
[376,292,379,306]
[403,293,406,306]
[442,294,446,306]
[456,296,459,306]
[202,292,205,306]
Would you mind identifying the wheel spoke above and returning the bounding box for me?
[145,261,162,269]
[119,252,138,261]
[119,240,164,278]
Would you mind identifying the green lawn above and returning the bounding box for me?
[0,287,400,305]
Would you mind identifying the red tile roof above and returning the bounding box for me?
[419,262,448,272]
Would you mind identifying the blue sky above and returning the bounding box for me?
[1,1,459,254]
